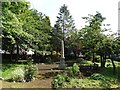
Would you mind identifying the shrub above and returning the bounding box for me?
[24,64,38,82]
[66,63,80,77]
[90,73,106,80]
[52,74,67,88]
[72,63,80,74]
[7,67,25,82]
[52,63,80,88]
[3,63,38,82]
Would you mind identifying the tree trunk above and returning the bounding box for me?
[100,55,105,68]
[16,44,19,62]
[10,49,13,62]
[100,55,102,67]
[100,55,104,67]
[10,45,14,62]
[73,49,77,60]
[103,55,106,68]
[111,58,116,75]
[92,46,95,63]
[103,55,106,67]
[92,52,95,63]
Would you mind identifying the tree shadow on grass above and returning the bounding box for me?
[99,67,120,83]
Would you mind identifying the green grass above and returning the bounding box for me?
[63,77,119,88]
[17,60,28,64]
[64,71,120,88]
[99,67,120,84]
[83,59,120,84]
[98,60,120,83]
[2,64,25,80]
[77,59,94,66]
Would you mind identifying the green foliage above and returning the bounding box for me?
[89,73,119,88]
[52,73,119,88]
[52,4,76,50]
[99,64,120,84]
[2,64,24,80]
[1,0,52,61]
[21,9,52,52]
[66,63,80,77]
[7,67,25,82]
[24,64,38,82]
[52,61,120,88]
[52,74,67,88]
[2,63,38,82]
[79,60,93,65]
[78,12,106,62]
[2,1,33,53]
[2,64,17,72]
[52,63,80,88]
[90,73,106,80]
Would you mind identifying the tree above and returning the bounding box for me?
[2,1,33,61]
[78,12,119,73]
[52,23,62,51]
[66,31,82,58]
[53,4,76,69]
[19,9,52,54]
[53,4,76,50]
[105,34,120,74]
[79,12,105,63]
[1,0,52,62]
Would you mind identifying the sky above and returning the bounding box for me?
[27,0,119,33]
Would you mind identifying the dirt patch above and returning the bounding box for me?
[2,78,53,88]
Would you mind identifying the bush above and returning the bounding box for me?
[52,63,80,88]
[7,67,25,82]
[24,64,38,82]
[66,63,80,77]
[3,63,38,82]
[52,74,67,88]
[52,74,71,88]
[90,73,106,80]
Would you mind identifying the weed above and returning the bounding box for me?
[66,63,80,77]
